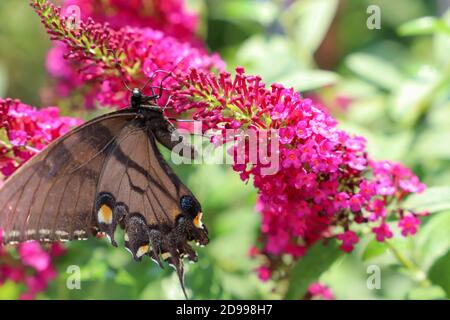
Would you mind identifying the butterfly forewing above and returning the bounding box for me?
[0,110,136,243]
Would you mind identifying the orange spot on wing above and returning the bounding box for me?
[98,205,113,224]
[137,245,149,258]
[193,212,203,229]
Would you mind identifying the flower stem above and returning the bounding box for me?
[385,240,431,287]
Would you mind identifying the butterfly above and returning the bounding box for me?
[0,74,209,298]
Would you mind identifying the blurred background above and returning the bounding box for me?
[0,0,449,299]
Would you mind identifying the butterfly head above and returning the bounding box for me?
[131,88,144,109]
[132,88,141,97]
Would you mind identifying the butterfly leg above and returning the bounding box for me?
[170,217,198,262]
[161,244,189,300]
[179,242,198,263]
[147,228,164,269]
[153,122,198,160]
[177,214,209,247]
[170,255,188,300]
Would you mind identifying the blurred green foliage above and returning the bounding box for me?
[1,0,449,299]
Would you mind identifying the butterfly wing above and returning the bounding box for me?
[0,110,137,243]
[0,108,208,298]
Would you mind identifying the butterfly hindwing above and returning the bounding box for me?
[94,119,208,257]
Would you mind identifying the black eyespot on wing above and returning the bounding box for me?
[95,192,116,213]
[180,195,200,218]
[95,192,128,247]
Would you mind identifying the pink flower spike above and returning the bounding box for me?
[308,282,335,300]
[19,292,36,300]
[295,120,310,139]
[8,130,28,147]
[257,266,271,282]
[248,246,260,258]
[25,275,48,294]
[279,127,295,144]
[282,149,301,169]
[398,214,421,237]
[337,230,359,253]
[349,194,363,213]
[49,243,66,257]
[372,223,393,242]
[18,242,51,272]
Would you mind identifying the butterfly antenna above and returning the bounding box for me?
[117,67,133,92]
[122,79,132,92]
[140,70,161,92]
[141,70,174,98]
[162,94,173,112]
[168,117,196,123]
[141,55,189,96]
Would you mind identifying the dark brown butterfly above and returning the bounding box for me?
[0,82,208,298]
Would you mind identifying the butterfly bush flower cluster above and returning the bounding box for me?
[43,0,220,107]
[30,0,427,282]
[0,98,82,177]
[307,282,334,300]
[0,98,76,298]
[0,238,65,300]
[62,0,200,43]
[170,68,427,278]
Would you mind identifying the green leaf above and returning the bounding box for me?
[399,17,438,36]
[210,0,278,26]
[0,280,21,299]
[236,35,310,81]
[362,240,388,261]
[0,127,12,149]
[281,0,339,54]
[276,70,340,92]
[140,280,164,300]
[115,269,136,286]
[416,211,450,271]
[398,17,450,36]
[407,285,446,300]
[390,77,440,127]
[428,250,450,297]
[403,187,450,213]
[345,53,404,90]
[0,62,7,97]
[434,9,450,67]
[413,130,450,160]
[285,240,342,299]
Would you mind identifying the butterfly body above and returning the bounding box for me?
[0,89,207,297]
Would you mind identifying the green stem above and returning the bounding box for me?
[385,240,431,287]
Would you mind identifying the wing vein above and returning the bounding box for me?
[144,133,172,223]
[89,126,144,230]
[50,174,73,236]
